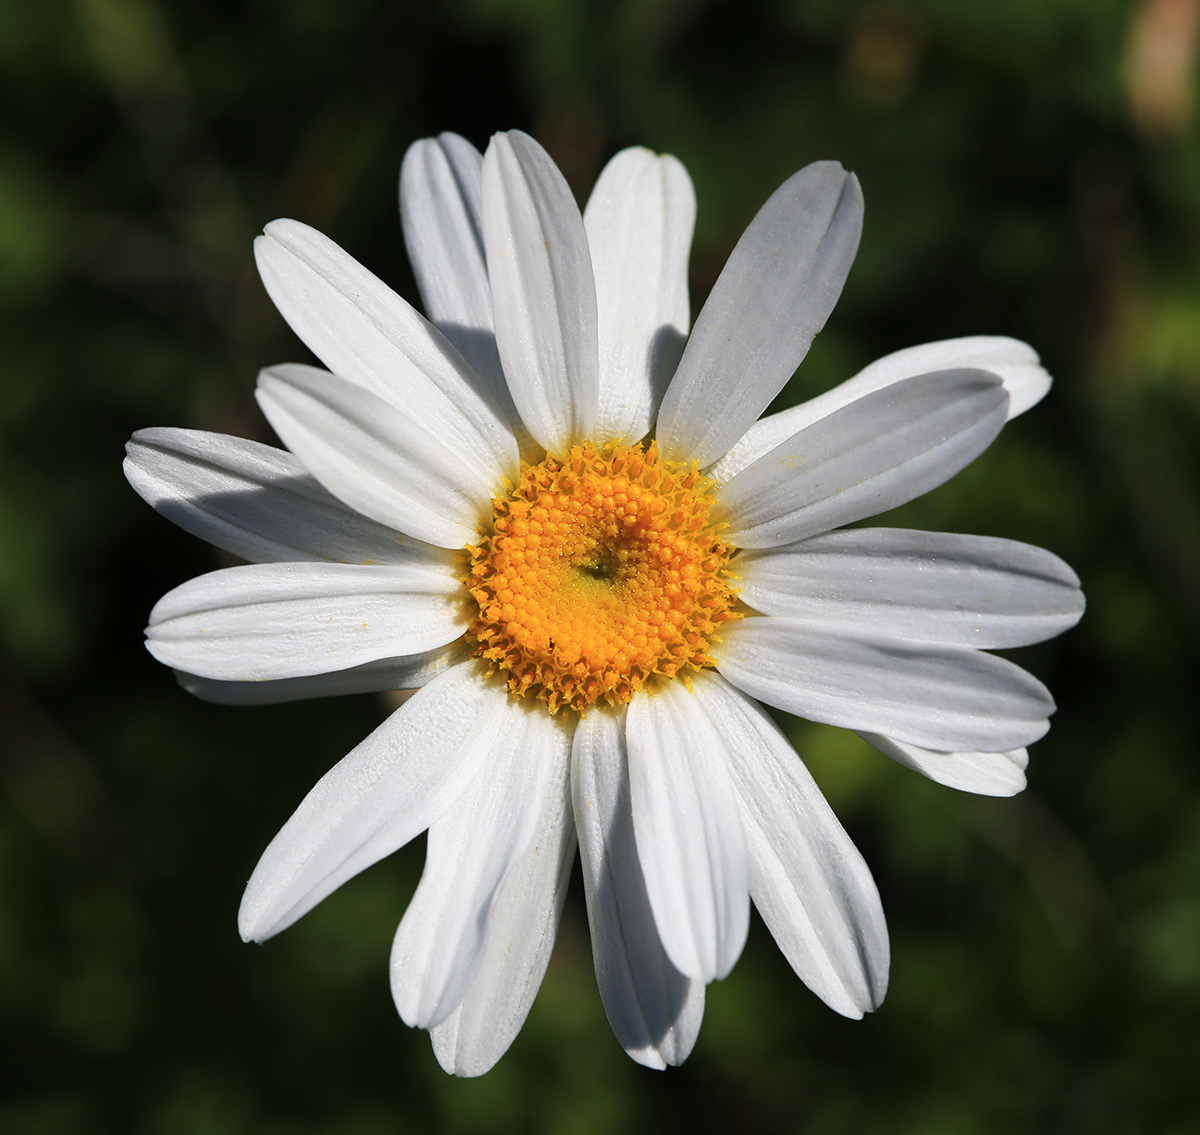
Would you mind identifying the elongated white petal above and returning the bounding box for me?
[124,427,455,567]
[256,363,492,549]
[718,370,1008,549]
[400,134,492,347]
[390,701,571,1029]
[583,147,694,446]
[400,133,521,431]
[714,616,1055,752]
[689,671,888,1017]
[572,707,704,1069]
[430,743,575,1077]
[858,732,1029,797]
[625,683,749,983]
[176,643,466,705]
[736,528,1085,648]
[481,130,599,453]
[254,219,516,481]
[145,561,467,681]
[850,335,1051,418]
[710,336,1051,486]
[238,662,505,942]
[657,162,863,468]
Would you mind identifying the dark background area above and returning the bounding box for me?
[3,0,1200,1131]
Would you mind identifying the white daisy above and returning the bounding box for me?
[124,130,1084,1076]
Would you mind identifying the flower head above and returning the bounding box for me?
[125,130,1084,1075]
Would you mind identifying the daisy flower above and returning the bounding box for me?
[124,130,1084,1076]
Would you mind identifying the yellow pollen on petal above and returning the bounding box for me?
[464,440,740,714]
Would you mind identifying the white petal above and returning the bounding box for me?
[717,369,1008,549]
[399,133,522,432]
[709,336,1051,486]
[254,218,517,482]
[572,707,704,1069]
[583,147,695,445]
[399,135,492,353]
[175,642,466,705]
[390,700,571,1029]
[124,427,455,567]
[736,527,1085,648]
[256,363,491,549]
[657,162,863,468]
[145,561,467,681]
[430,739,575,1077]
[858,732,1029,797]
[688,672,888,1017]
[851,336,1051,419]
[714,616,1055,752]
[481,130,599,454]
[625,683,749,983]
[238,662,505,942]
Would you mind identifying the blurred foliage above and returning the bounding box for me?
[2,0,1200,1131]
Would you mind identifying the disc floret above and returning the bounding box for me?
[465,440,740,713]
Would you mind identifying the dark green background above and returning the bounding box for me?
[3,0,1199,1131]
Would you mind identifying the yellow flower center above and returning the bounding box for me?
[464,440,740,714]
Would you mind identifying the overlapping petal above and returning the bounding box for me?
[481,130,599,454]
[254,219,517,480]
[584,147,695,446]
[238,662,507,942]
[572,707,704,1069]
[145,560,467,681]
[736,528,1084,648]
[430,753,576,1077]
[256,363,494,548]
[710,336,1051,486]
[656,161,863,468]
[399,132,520,430]
[859,732,1029,797]
[626,681,749,983]
[400,134,492,355]
[124,426,456,567]
[717,369,1008,548]
[390,698,572,1029]
[176,643,465,705]
[690,671,888,1017]
[714,616,1055,752]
